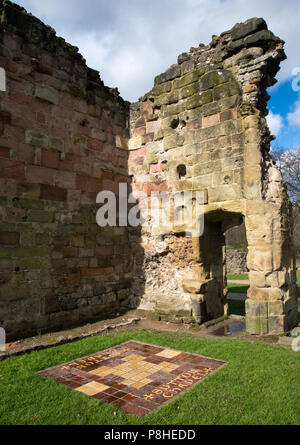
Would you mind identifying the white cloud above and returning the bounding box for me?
[287,100,300,127]
[267,111,284,136]
[13,0,300,101]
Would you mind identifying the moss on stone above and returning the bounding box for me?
[187,90,213,110]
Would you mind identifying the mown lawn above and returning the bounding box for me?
[0,329,299,425]
[227,271,300,283]
[227,273,249,281]
[227,271,300,297]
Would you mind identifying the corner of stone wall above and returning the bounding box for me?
[127,17,297,334]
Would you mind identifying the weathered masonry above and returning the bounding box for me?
[0,1,133,339]
[0,1,298,339]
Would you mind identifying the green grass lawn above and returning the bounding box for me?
[227,271,300,284]
[227,271,300,299]
[0,329,299,425]
[227,284,300,298]
[227,273,249,281]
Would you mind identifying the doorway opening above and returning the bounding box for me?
[189,209,247,324]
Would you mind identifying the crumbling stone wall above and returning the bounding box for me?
[128,18,298,334]
[0,2,297,338]
[0,1,135,339]
[226,250,248,275]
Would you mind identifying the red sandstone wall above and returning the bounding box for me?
[0,1,133,339]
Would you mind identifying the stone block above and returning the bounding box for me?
[27,210,53,223]
[243,114,260,130]
[268,301,284,317]
[0,279,30,302]
[115,136,128,150]
[245,215,272,244]
[243,165,262,199]
[45,295,61,315]
[40,184,67,202]
[174,71,199,89]
[48,137,64,152]
[179,83,200,100]
[161,102,186,117]
[246,316,268,335]
[151,81,172,96]
[267,315,286,334]
[209,184,241,202]
[246,299,268,317]
[213,83,240,101]
[248,286,283,301]
[249,271,266,288]
[0,231,20,246]
[155,64,181,84]
[35,84,59,104]
[41,149,60,169]
[199,70,231,91]
[128,136,143,150]
[248,287,270,301]
[244,128,260,145]
[186,90,213,110]
[13,246,51,258]
[177,53,190,64]
[25,130,48,148]
[231,18,267,41]
[202,113,220,128]
[181,280,208,294]
[265,272,280,288]
[18,257,44,270]
[163,134,185,151]
[244,30,281,47]
[193,175,212,189]
[244,143,262,166]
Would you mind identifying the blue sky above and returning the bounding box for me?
[268,80,300,149]
[13,0,300,150]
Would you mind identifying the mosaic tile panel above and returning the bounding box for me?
[38,341,226,416]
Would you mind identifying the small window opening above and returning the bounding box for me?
[80,119,88,127]
[177,164,186,179]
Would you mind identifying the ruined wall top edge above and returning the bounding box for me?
[0,0,129,109]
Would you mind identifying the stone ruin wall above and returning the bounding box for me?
[226,250,247,275]
[128,18,298,334]
[0,1,134,339]
[0,1,298,339]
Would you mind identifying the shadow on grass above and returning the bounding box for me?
[228,299,245,317]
